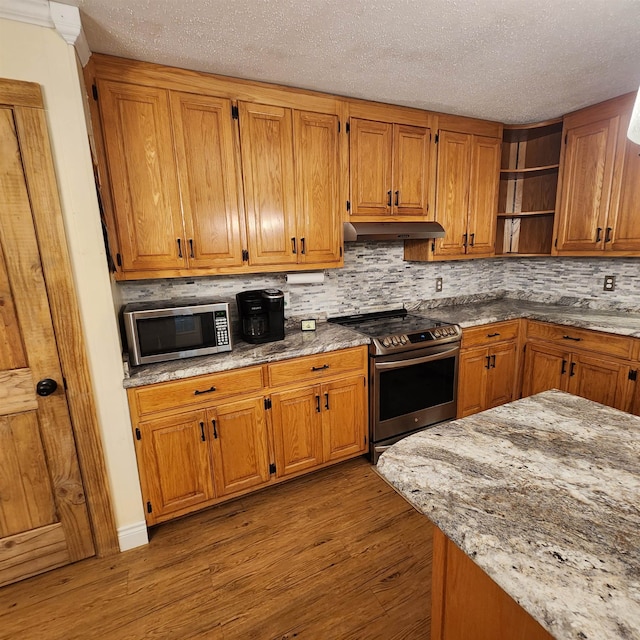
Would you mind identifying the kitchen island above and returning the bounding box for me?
[377,390,640,640]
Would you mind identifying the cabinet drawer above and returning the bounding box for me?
[525,321,634,360]
[461,320,520,349]
[267,347,367,388]
[131,366,264,416]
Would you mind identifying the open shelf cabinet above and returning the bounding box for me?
[496,119,562,256]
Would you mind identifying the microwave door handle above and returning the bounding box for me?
[375,345,459,370]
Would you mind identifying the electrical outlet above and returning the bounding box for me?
[283,291,291,307]
[435,277,443,292]
[603,275,616,292]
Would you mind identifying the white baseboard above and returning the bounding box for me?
[117,521,149,551]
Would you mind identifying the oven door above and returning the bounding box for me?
[371,342,459,444]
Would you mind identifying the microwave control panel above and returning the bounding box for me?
[215,310,230,346]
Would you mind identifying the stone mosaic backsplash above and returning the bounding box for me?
[118,243,640,319]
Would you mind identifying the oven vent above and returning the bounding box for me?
[343,221,445,242]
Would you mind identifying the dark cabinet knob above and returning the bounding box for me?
[36,378,58,396]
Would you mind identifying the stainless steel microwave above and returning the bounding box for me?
[122,300,232,366]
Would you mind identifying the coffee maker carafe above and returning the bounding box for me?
[236,289,285,344]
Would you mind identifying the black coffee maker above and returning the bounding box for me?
[236,289,285,344]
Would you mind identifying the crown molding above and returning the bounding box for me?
[0,0,91,65]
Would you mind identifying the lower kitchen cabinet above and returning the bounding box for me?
[458,321,520,418]
[127,346,369,525]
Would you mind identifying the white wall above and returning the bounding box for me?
[0,18,147,549]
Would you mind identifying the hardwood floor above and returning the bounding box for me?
[0,458,432,639]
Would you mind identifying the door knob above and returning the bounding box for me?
[36,378,58,396]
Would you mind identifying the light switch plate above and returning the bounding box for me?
[603,275,616,291]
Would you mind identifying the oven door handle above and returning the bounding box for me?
[374,344,459,370]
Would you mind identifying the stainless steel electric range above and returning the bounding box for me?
[329,309,461,462]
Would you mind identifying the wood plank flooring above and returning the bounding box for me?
[0,458,432,639]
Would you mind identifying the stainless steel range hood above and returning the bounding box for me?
[343,221,445,242]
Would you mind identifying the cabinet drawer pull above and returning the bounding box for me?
[569,362,576,377]
[596,227,602,242]
[485,355,491,370]
[394,190,399,206]
[486,332,500,338]
[462,233,468,248]
[189,238,194,258]
[562,335,581,342]
[561,359,567,375]
[316,395,321,413]
[177,238,183,258]
[324,392,330,410]
[291,237,297,254]
[387,190,392,207]
[300,237,306,255]
[211,419,218,439]
[311,364,330,372]
[470,233,475,247]
[199,421,206,442]
[491,354,496,368]
[605,227,612,243]
[194,386,216,395]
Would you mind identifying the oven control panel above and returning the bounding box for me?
[380,325,460,349]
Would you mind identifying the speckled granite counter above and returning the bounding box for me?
[123,321,369,388]
[420,298,640,338]
[377,390,640,640]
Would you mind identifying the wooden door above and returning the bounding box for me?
[97,80,186,271]
[393,124,431,216]
[270,385,323,477]
[170,92,244,268]
[608,136,640,252]
[567,354,630,411]
[433,130,471,257]
[293,110,342,265]
[457,347,489,418]
[467,135,500,256]
[238,102,298,266]
[0,107,94,586]
[321,376,367,462]
[136,411,214,524]
[521,343,570,397]
[208,397,270,496]
[556,117,620,252]
[486,342,518,409]
[350,118,393,216]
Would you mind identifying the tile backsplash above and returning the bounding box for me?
[118,243,640,318]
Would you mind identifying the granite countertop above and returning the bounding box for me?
[377,390,640,640]
[420,298,640,338]
[123,321,369,388]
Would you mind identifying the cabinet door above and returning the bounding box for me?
[467,135,500,256]
[98,80,185,271]
[294,110,342,264]
[208,397,270,497]
[170,92,244,268]
[608,136,640,252]
[137,411,214,523]
[433,130,471,257]
[567,354,630,411]
[393,124,431,216]
[270,386,323,477]
[322,375,367,462]
[521,343,570,397]
[350,118,393,216]
[486,342,518,409]
[238,102,298,266]
[556,116,620,251]
[457,347,489,418]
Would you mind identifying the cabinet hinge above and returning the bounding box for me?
[346,121,350,134]
[146,501,152,514]
[554,238,558,248]
[346,200,351,212]
[269,462,277,475]
[435,133,439,144]
[264,397,272,410]
[338,121,340,133]
[340,246,343,257]
[523,344,527,352]
[116,252,122,267]
[62,377,68,390]
[242,249,249,262]
[91,84,98,101]
[431,241,435,252]
[135,427,141,440]
[629,369,638,381]
[231,105,239,120]
[364,435,367,445]
[564,133,567,144]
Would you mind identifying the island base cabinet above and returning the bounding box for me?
[431,527,554,640]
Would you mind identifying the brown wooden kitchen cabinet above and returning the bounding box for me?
[554,92,640,255]
[457,320,520,418]
[268,347,368,479]
[521,321,635,412]
[349,114,433,219]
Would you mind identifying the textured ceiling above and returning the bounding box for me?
[58,0,640,123]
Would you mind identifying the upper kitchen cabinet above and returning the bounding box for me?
[348,102,436,220]
[87,54,347,280]
[495,119,562,257]
[404,115,502,261]
[554,92,640,255]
